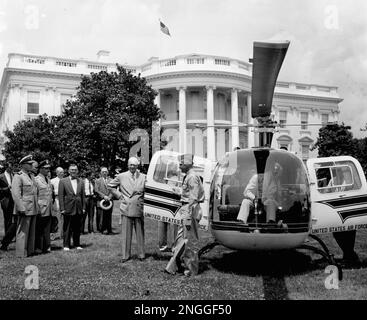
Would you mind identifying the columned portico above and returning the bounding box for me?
[231,88,239,150]
[206,85,216,160]
[247,94,255,147]
[178,86,187,153]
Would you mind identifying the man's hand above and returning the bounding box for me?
[172,187,181,195]
[103,195,109,201]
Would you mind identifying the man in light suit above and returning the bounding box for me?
[108,157,146,262]
[0,162,14,235]
[237,162,282,224]
[35,160,53,253]
[59,164,86,251]
[95,167,113,234]
[11,155,39,258]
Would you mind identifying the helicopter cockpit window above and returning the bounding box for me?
[153,155,183,187]
[314,161,362,193]
[153,155,205,187]
[211,149,311,232]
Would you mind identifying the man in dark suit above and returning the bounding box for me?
[58,164,86,251]
[95,167,113,234]
[0,162,14,235]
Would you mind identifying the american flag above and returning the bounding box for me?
[160,20,171,36]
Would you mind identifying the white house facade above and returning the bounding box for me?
[0,52,343,161]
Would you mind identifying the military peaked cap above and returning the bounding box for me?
[19,155,35,165]
[39,160,51,168]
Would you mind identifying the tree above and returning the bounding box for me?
[3,65,163,173]
[312,123,357,157]
[353,137,367,175]
[3,114,61,167]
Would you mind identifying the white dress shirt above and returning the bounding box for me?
[70,176,77,194]
[4,171,12,186]
[85,178,94,196]
[51,177,60,195]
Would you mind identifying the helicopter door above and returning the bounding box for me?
[306,156,367,235]
[144,151,183,228]
[144,150,217,230]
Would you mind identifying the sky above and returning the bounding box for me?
[0,0,366,137]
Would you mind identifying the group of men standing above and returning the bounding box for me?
[0,153,206,277]
[0,156,115,257]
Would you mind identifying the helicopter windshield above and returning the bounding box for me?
[210,149,311,233]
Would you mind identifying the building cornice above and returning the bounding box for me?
[274,92,343,104]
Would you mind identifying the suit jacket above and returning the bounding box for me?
[58,177,85,215]
[244,173,280,203]
[11,170,38,216]
[35,174,53,217]
[94,177,113,208]
[108,170,145,217]
[0,172,12,200]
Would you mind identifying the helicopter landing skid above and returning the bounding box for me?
[198,241,222,258]
[298,234,343,281]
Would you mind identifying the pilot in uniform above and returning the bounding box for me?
[11,155,39,258]
[165,154,204,276]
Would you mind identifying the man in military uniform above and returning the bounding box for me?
[11,155,39,258]
[35,160,53,253]
[165,154,204,276]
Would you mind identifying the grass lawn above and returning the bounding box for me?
[0,204,367,300]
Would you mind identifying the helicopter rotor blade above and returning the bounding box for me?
[251,41,290,119]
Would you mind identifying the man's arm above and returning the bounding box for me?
[107,176,123,200]
[81,180,86,211]
[11,175,25,213]
[59,180,65,213]
[243,175,257,200]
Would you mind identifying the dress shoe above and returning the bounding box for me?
[159,245,172,253]
[138,257,145,261]
[184,270,192,277]
[121,258,131,263]
[0,245,7,251]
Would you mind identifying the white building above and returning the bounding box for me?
[0,52,342,161]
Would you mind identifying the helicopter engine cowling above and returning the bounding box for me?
[209,148,311,250]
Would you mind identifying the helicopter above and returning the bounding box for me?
[143,41,367,278]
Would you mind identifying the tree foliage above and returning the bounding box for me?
[3,65,163,174]
[313,123,367,176]
[3,114,61,168]
[313,123,357,157]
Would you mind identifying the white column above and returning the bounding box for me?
[216,128,226,159]
[247,94,255,148]
[206,85,216,160]
[152,90,161,155]
[178,86,187,154]
[231,88,239,150]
